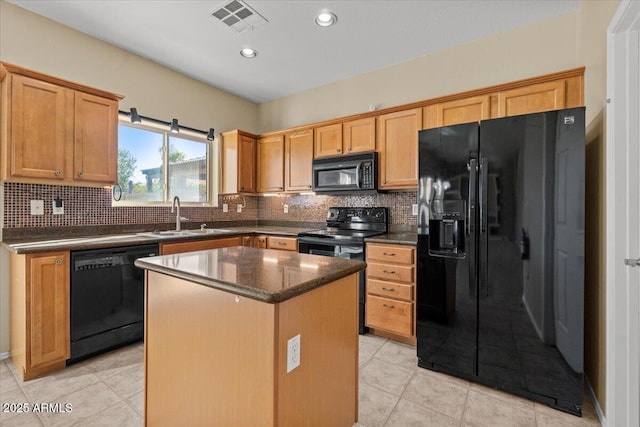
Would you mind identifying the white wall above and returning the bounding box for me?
[257,12,579,132]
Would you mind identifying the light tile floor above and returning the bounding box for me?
[0,335,601,426]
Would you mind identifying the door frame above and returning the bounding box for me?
[605,1,640,426]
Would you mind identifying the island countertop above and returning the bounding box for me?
[134,246,366,303]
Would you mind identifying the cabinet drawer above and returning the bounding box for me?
[366,295,413,337]
[367,244,414,265]
[367,262,414,284]
[367,279,413,301]
[267,236,297,251]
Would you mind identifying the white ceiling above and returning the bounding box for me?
[9,0,578,104]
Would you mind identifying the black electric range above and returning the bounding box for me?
[298,207,388,334]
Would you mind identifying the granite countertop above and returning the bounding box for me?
[135,246,366,303]
[366,232,417,245]
[1,226,318,254]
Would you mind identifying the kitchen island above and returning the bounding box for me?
[134,246,365,427]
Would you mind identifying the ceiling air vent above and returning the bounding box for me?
[211,0,268,33]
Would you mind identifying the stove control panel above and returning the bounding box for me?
[326,207,388,224]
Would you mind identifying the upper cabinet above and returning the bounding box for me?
[423,72,583,129]
[423,95,490,129]
[220,129,256,194]
[314,123,342,158]
[0,62,123,186]
[257,134,284,192]
[377,108,422,190]
[314,118,375,158]
[492,80,567,118]
[284,128,313,192]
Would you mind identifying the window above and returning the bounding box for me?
[116,122,217,205]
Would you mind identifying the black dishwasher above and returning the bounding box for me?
[69,244,158,363]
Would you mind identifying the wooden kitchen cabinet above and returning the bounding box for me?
[255,235,268,248]
[376,108,422,190]
[366,243,416,341]
[314,123,342,158]
[423,95,491,129]
[0,62,122,185]
[160,237,242,255]
[10,251,70,380]
[221,129,257,194]
[314,118,375,159]
[266,236,298,252]
[493,79,567,118]
[257,134,284,193]
[284,128,313,191]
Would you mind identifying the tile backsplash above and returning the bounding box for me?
[2,182,417,230]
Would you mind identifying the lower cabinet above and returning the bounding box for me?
[10,251,70,380]
[266,236,298,251]
[160,237,242,255]
[365,243,416,341]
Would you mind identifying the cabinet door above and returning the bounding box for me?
[9,75,71,180]
[343,117,375,154]
[314,123,342,158]
[285,129,313,191]
[241,236,254,247]
[74,91,118,183]
[423,95,490,129]
[238,134,256,193]
[28,253,70,368]
[494,80,566,118]
[377,108,422,189]
[257,135,284,192]
[255,235,268,249]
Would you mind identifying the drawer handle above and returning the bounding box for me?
[278,242,286,245]
[55,259,63,265]
[383,270,396,274]
[383,252,396,256]
[382,303,395,309]
[382,287,396,292]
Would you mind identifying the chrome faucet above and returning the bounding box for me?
[171,196,187,231]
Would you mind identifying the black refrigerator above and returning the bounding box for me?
[416,107,585,416]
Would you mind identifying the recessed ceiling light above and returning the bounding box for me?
[240,47,258,58]
[315,11,337,27]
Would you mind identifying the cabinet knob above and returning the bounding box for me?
[55,170,62,177]
[279,187,283,190]
[241,186,245,190]
[336,148,340,152]
[55,259,63,265]
[348,147,352,151]
[78,171,84,178]
[382,180,387,184]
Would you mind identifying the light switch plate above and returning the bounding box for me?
[412,204,418,216]
[287,334,301,373]
[284,204,289,214]
[30,200,44,216]
[223,203,228,213]
[237,204,242,213]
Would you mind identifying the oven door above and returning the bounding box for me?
[298,236,368,334]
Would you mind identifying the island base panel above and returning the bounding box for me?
[144,271,359,427]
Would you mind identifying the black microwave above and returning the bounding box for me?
[312,152,378,194]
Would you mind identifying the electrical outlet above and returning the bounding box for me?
[284,204,289,214]
[237,204,242,213]
[52,200,64,215]
[287,334,301,373]
[30,200,44,216]
[412,204,418,216]
[223,203,228,213]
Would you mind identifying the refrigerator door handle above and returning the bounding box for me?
[468,159,478,297]
[479,157,489,297]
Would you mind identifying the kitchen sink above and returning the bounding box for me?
[137,231,194,238]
